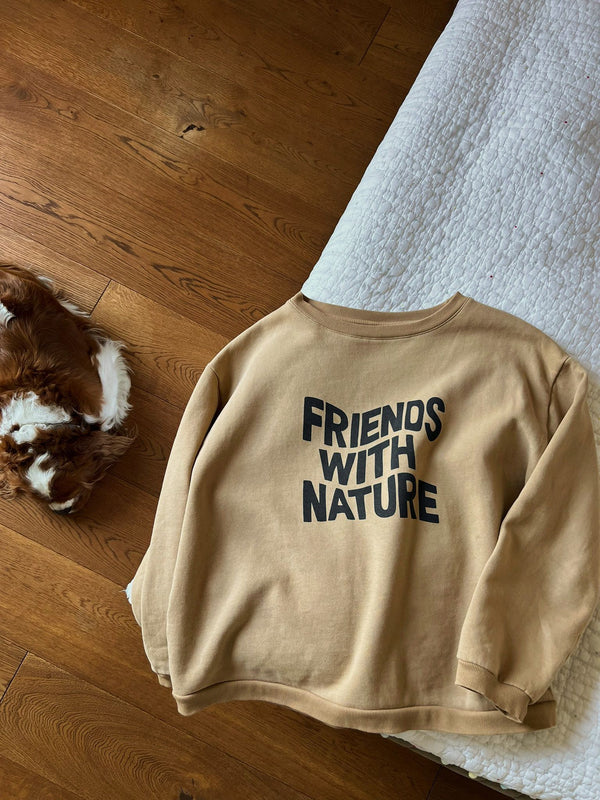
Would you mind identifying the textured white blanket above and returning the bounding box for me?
[301,0,600,798]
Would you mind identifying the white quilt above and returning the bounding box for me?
[300,0,600,797]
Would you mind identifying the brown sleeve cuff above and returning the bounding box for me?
[455,658,532,723]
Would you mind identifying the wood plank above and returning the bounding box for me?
[0,635,25,697]
[0,51,334,264]
[68,0,403,125]
[0,474,153,585]
[0,225,108,314]
[0,521,159,687]
[0,0,381,213]
[361,2,459,85]
[0,55,329,284]
[90,281,229,406]
[0,524,438,800]
[0,134,301,337]
[109,383,183,498]
[0,652,313,800]
[430,764,510,799]
[225,0,389,64]
[0,752,81,800]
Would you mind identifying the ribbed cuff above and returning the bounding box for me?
[455,659,531,723]
[156,673,172,688]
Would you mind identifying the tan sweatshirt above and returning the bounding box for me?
[128,290,600,735]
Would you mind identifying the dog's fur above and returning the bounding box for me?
[0,264,136,514]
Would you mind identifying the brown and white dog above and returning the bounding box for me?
[0,264,136,514]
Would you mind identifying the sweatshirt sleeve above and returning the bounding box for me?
[455,355,600,723]
[128,364,220,687]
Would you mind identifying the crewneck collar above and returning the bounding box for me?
[288,291,471,338]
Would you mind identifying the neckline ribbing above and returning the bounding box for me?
[288,291,471,338]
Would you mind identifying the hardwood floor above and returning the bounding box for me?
[0,1,512,797]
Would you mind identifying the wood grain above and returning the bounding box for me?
[0,50,334,269]
[0,635,25,698]
[0,653,314,800]
[0,0,376,213]
[0,524,439,800]
[90,281,229,405]
[67,0,403,127]
[430,766,514,800]
[109,383,184,496]
[0,471,154,585]
[0,132,299,334]
[226,0,390,64]
[362,2,459,86]
[0,224,108,313]
[0,751,81,800]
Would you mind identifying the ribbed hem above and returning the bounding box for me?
[160,678,556,735]
[129,575,172,680]
[455,659,532,724]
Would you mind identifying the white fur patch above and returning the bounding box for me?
[35,275,54,289]
[26,452,56,498]
[0,301,15,326]
[57,297,89,317]
[49,497,77,512]
[0,391,72,443]
[88,339,132,431]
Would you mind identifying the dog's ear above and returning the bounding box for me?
[78,427,137,488]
